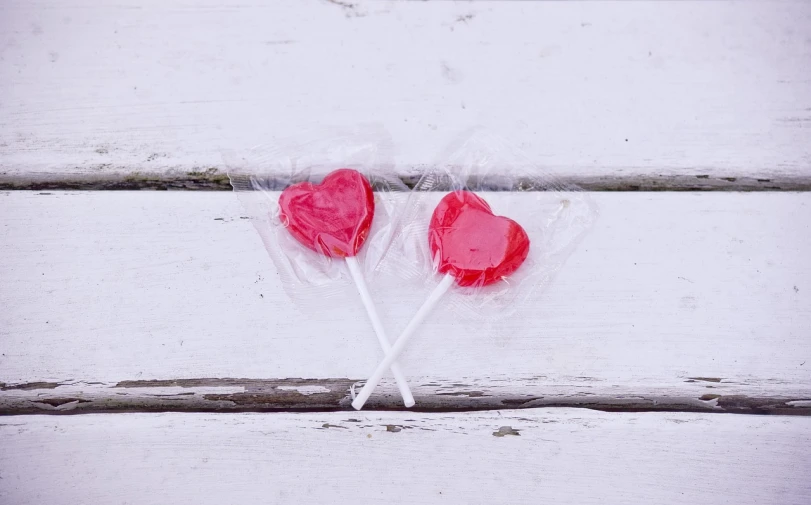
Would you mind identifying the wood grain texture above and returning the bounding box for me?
[1,191,809,413]
[1,410,810,504]
[2,1,811,189]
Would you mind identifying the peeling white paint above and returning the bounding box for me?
[277,385,331,396]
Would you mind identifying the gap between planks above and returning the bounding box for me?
[1,172,810,191]
[1,377,809,416]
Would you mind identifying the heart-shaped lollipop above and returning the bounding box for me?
[279,168,415,408]
[279,168,374,258]
[429,191,530,287]
[352,190,531,410]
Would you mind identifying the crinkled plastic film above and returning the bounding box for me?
[225,126,409,303]
[383,130,599,322]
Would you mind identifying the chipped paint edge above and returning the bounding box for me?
[1,377,809,415]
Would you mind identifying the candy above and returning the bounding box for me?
[352,191,530,410]
[278,168,415,408]
[278,168,374,258]
[429,191,530,287]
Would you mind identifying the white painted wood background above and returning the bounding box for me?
[2,0,811,503]
[2,410,811,505]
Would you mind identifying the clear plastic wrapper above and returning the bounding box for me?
[224,126,599,411]
[382,130,599,322]
[225,125,410,302]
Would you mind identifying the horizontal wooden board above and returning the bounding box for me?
[1,191,809,413]
[2,1,811,189]
[2,409,810,504]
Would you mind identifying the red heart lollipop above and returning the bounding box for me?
[429,191,530,287]
[278,168,374,258]
[352,190,532,410]
[278,168,415,407]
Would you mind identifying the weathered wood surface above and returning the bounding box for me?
[1,191,809,413]
[2,377,810,415]
[2,1,809,503]
[2,1,811,190]
[2,410,810,504]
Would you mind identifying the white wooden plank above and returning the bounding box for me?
[2,1,810,188]
[1,191,809,412]
[1,409,810,504]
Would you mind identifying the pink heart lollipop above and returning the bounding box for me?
[279,169,414,408]
[352,191,530,410]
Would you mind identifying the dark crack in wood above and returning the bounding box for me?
[2,172,810,192]
[2,378,809,416]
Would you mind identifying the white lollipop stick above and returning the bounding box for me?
[352,273,455,410]
[345,256,415,408]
